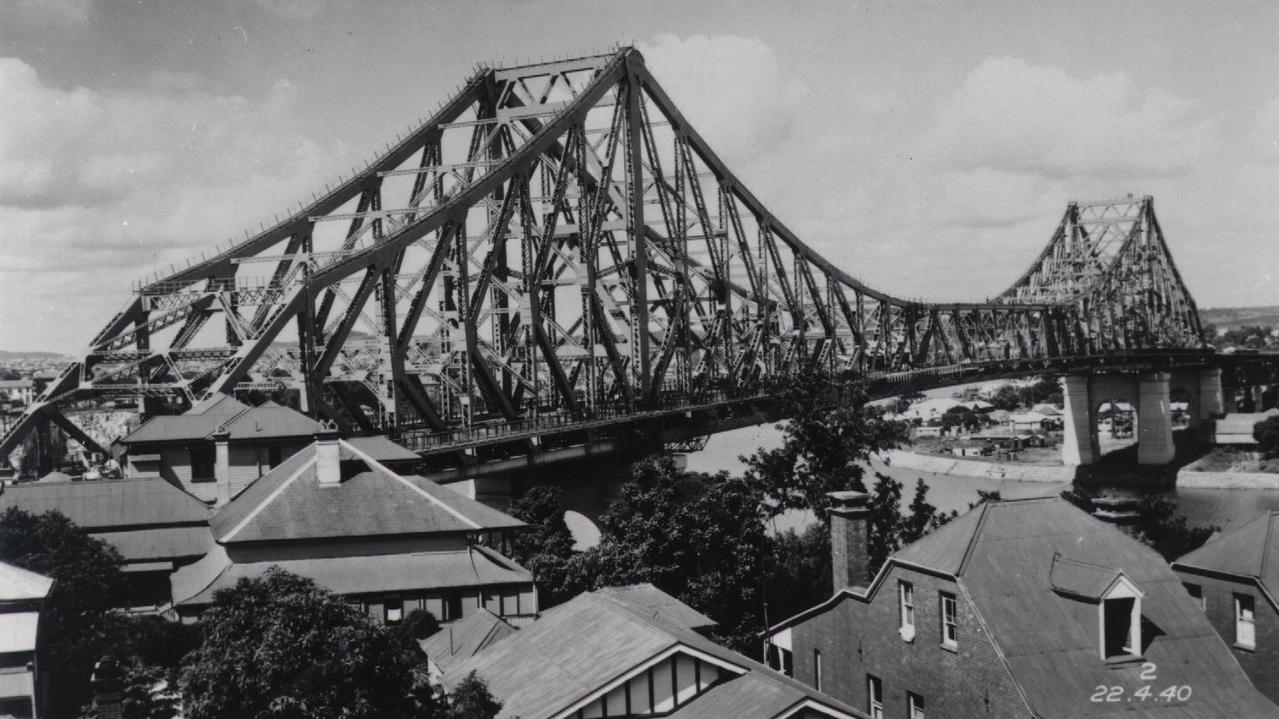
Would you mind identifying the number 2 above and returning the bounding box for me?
[1106,686,1123,702]
[1140,662,1157,681]
[1090,686,1108,703]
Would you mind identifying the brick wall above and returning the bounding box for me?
[788,563,1027,718]
[1174,569,1279,703]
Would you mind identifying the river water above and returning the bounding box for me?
[685,422,1279,535]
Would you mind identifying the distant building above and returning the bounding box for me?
[0,560,53,719]
[0,477,212,608]
[118,396,419,504]
[0,379,35,407]
[767,493,1279,718]
[1211,409,1279,446]
[1173,511,1279,703]
[169,432,535,627]
[441,583,860,719]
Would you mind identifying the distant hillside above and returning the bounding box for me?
[1199,305,1279,330]
[0,349,67,361]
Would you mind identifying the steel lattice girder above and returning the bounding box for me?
[0,47,1210,458]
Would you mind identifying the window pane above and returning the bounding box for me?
[1236,594,1257,648]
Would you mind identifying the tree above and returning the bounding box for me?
[444,672,502,719]
[763,523,831,628]
[1254,415,1279,458]
[395,609,441,642]
[989,384,1023,411]
[940,406,982,433]
[505,485,583,608]
[743,373,905,518]
[0,508,128,719]
[1021,377,1063,408]
[179,568,440,719]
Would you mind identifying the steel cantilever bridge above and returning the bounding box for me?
[1,47,1221,471]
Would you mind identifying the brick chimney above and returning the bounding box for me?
[829,490,871,590]
[315,428,341,486]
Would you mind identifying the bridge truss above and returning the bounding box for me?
[0,47,1207,462]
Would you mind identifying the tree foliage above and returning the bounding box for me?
[940,406,984,433]
[1254,415,1279,458]
[0,507,128,719]
[444,672,502,719]
[179,568,440,719]
[743,373,905,518]
[989,384,1023,411]
[505,484,582,608]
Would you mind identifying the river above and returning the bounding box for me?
[686,422,1279,535]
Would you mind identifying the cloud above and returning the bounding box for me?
[0,57,350,351]
[924,57,1218,179]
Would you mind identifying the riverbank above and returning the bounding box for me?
[882,449,1077,482]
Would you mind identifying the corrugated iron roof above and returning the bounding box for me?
[121,395,251,444]
[595,584,717,630]
[1176,510,1279,601]
[0,611,40,654]
[345,434,420,462]
[421,609,518,675]
[170,543,530,607]
[209,439,523,544]
[0,477,209,530]
[0,560,52,602]
[446,585,862,719]
[96,526,213,562]
[1048,553,1123,601]
[221,401,323,440]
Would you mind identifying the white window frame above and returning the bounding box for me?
[899,580,916,641]
[1097,575,1144,660]
[908,692,925,719]
[813,649,822,692]
[1236,593,1257,650]
[867,675,883,719]
[940,591,958,649]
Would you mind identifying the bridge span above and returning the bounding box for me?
[1,47,1272,475]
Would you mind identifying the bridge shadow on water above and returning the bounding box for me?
[1074,429,1210,496]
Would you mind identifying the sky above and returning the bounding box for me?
[1,0,1277,353]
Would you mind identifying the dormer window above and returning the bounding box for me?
[1100,576,1144,660]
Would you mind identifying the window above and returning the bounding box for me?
[765,643,794,677]
[866,675,883,719]
[940,592,958,649]
[384,598,403,624]
[813,649,822,692]
[899,581,915,640]
[1183,582,1204,611]
[907,692,925,719]
[189,443,215,482]
[1236,594,1257,649]
[445,593,464,621]
[268,444,282,469]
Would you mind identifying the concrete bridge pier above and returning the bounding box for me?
[1061,376,1097,466]
[1197,368,1224,442]
[1137,372,1175,465]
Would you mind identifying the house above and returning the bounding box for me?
[767,492,1279,718]
[169,431,536,627]
[0,379,36,407]
[0,560,52,719]
[441,583,862,719]
[119,395,421,504]
[1005,410,1061,432]
[1172,510,1279,703]
[0,477,211,608]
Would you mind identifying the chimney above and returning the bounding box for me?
[829,490,871,590]
[315,428,341,486]
[212,428,231,506]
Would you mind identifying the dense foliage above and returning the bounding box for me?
[444,672,503,719]
[1255,415,1279,458]
[0,507,128,719]
[179,568,441,719]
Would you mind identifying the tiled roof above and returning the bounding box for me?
[209,440,523,544]
[0,560,52,602]
[421,609,518,675]
[446,584,861,719]
[0,478,209,530]
[1176,510,1279,601]
[170,543,531,607]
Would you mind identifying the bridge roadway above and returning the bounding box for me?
[398,348,1276,482]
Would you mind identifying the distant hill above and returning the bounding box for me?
[0,349,67,361]
[1199,305,1279,330]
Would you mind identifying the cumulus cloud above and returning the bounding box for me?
[0,57,349,351]
[924,57,1218,179]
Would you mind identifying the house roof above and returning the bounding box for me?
[121,395,252,444]
[0,560,52,602]
[420,609,518,675]
[170,543,530,607]
[0,478,209,530]
[0,611,40,654]
[1176,510,1279,602]
[594,584,717,630]
[778,498,1279,718]
[1214,409,1278,437]
[209,439,523,544]
[344,434,420,462]
[446,584,861,719]
[96,526,214,563]
[0,379,34,389]
[220,400,323,440]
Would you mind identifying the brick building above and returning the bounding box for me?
[767,493,1278,718]
[169,431,536,627]
[1172,510,1279,703]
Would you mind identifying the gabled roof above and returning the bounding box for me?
[0,477,210,530]
[121,395,251,444]
[420,609,518,675]
[775,497,1279,718]
[1176,510,1279,602]
[209,439,523,544]
[447,584,861,719]
[0,560,52,602]
[595,584,717,630]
